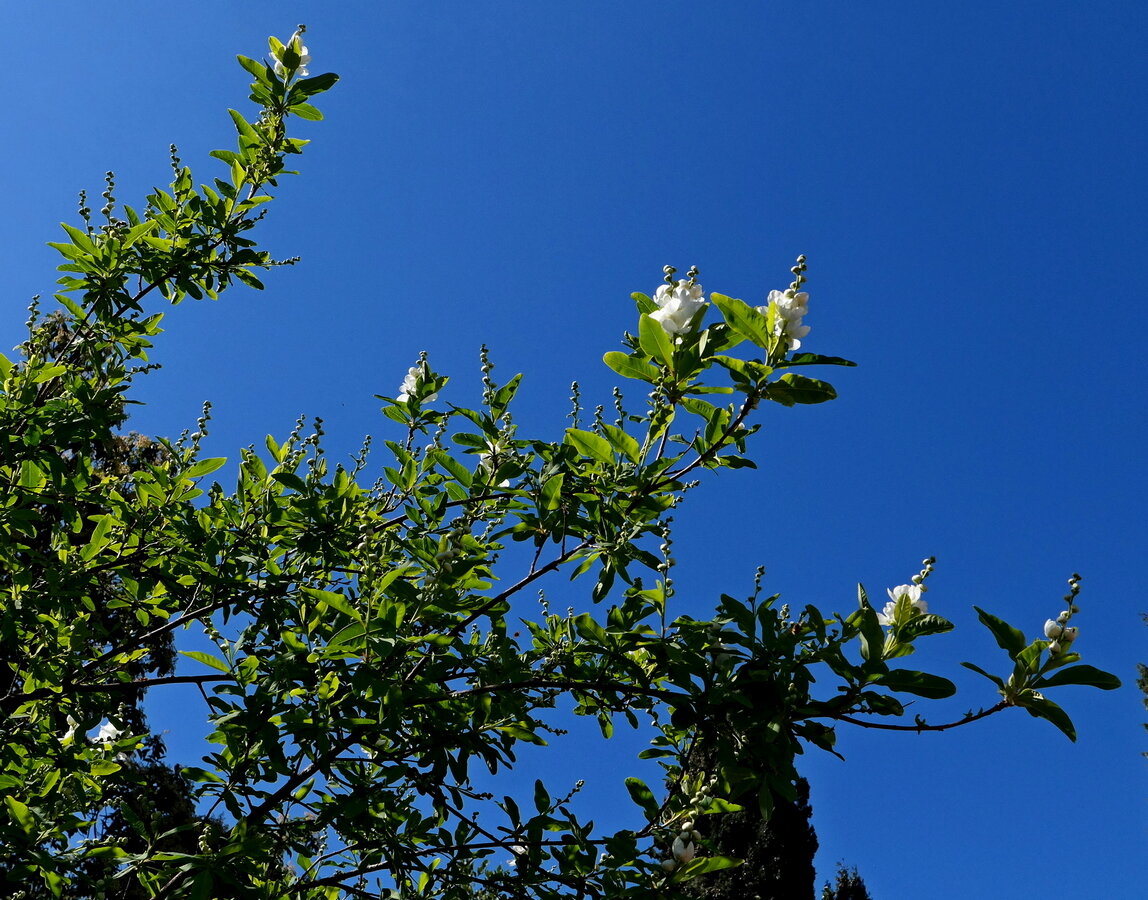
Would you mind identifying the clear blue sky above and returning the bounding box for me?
[5,3,1146,896]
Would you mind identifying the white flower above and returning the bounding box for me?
[397,363,437,403]
[93,721,122,743]
[649,279,707,336]
[756,288,810,351]
[60,715,79,743]
[274,42,311,78]
[672,835,696,863]
[877,584,928,625]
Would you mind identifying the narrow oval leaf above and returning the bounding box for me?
[638,314,674,367]
[186,457,227,478]
[710,293,771,348]
[565,428,614,465]
[873,669,957,698]
[624,777,659,819]
[1035,664,1122,691]
[974,606,1027,659]
[179,650,231,674]
[602,351,658,383]
[766,373,837,406]
[1021,695,1077,741]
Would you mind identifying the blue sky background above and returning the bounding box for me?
[5,3,1146,896]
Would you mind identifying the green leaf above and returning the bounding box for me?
[290,102,324,121]
[228,109,260,144]
[565,428,614,465]
[756,782,774,820]
[429,450,473,488]
[290,72,340,99]
[234,269,265,290]
[186,457,227,479]
[31,364,67,384]
[974,607,1027,659]
[873,669,956,698]
[573,613,607,643]
[782,352,858,368]
[638,314,675,367]
[303,588,362,622]
[121,220,158,248]
[271,471,308,492]
[602,350,659,383]
[236,54,272,82]
[710,293,771,348]
[1034,664,1122,691]
[91,760,123,778]
[179,650,231,673]
[20,459,46,489]
[671,855,744,882]
[1020,695,1077,741]
[327,622,367,650]
[540,473,564,511]
[60,222,97,254]
[960,661,1005,688]
[624,777,659,820]
[4,796,33,832]
[849,604,885,663]
[765,373,837,406]
[632,291,657,315]
[896,613,954,640]
[601,424,641,462]
[79,515,114,562]
[533,779,550,814]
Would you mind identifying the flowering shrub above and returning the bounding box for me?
[0,30,1121,900]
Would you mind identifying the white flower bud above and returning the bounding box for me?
[661,859,677,873]
[1063,626,1079,643]
[60,715,79,743]
[1048,640,1062,655]
[672,836,696,863]
[1044,619,1064,639]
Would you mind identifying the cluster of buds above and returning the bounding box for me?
[433,525,470,571]
[659,777,715,873]
[1044,573,1082,655]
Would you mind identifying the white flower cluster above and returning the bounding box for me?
[650,279,707,336]
[878,558,936,626]
[397,361,437,403]
[1044,614,1079,656]
[273,29,311,78]
[61,717,123,744]
[877,583,929,626]
[660,774,715,874]
[756,288,810,351]
[660,820,701,872]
